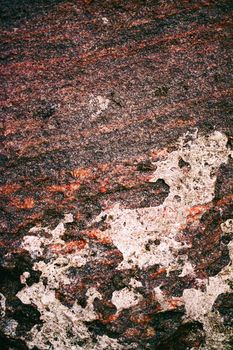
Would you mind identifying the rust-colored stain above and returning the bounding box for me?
[0,183,21,195]
[149,267,167,279]
[49,239,87,254]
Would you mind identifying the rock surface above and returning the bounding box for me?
[0,1,233,349]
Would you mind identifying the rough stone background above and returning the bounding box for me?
[0,1,233,349]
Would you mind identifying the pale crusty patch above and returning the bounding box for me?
[183,218,233,350]
[16,130,232,349]
[89,95,110,120]
[95,130,232,271]
[111,287,143,312]
[0,292,6,317]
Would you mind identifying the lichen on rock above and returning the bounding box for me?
[10,130,232,349]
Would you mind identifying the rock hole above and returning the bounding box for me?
[178,157,191,170]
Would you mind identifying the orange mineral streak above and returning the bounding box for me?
[217,193,233,206]
[149,267,167,279]
[47,182,80,193]
[185,194,233,226]
[98,178,109,193]
[131,314,152,325]
[71,167,93,179]
[85,228,112,245]
[63,239,87,253]
[98,163,109,172]
[187,203,212,222]
[101,313,119,324]
[0,183,21,195]
[99,186,108,193]
[49,239,87,254]
[168,297,184,309]
[10,197,35,209]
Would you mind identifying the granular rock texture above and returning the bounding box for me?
[0,1,233,350]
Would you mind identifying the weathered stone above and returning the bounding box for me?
[0,1,233,349]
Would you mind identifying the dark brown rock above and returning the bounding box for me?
[0,1,233,349]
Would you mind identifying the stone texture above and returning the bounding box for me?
[0,1,233,349]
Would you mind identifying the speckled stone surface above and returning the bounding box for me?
[0,1,233,349]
